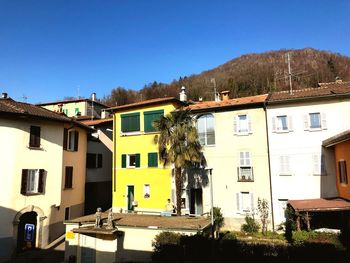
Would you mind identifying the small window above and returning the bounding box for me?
[279,155,291,176]
[122,154,140,168]
[65,207,70,220]
[197,114,215,146]
[67,130,79,151]
[234,114,251,135]
[276,115,288,131]
[29,126,41,148]
[148,152,158,167]
[21,169,45,195]
[75,108,79,115]
[338,160,348,184]
[86,153,103,168]
[121,112,140,133]
[65,166,73,189]
[236,192,254,213]
[143,184,150,198]
[310,113,321,129]
[144,110,164,133]
[238,152,253,181]
[304,112,327,131]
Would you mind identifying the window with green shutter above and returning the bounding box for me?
[144,110,164,132]
[121,112,140,132]
[148,152,158,167]
[123,153,141,168]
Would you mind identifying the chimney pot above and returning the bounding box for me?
[220,90,230,101]
[1,92,8,99]
[335,76,342,83]
[179,86,187,102]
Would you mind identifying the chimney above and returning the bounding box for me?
[198,96,203,102]
[101,109,110,119]
[335,76,342,84]
[179,86,187,102]
[1,92,8,99]
[91,92,97,101]
[57,104,63,113]
[220,90,230,101]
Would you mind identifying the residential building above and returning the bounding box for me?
[80,118,113,214]
[0,94,89,261]
[266,80,350,228]
[108,97,187,213]
[188,92,272,230]
[36,94,110,120]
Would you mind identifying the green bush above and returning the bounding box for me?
[241,215,260,234]
[152,231,183,262]
[292,230,313,246]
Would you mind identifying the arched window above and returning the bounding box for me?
[197,114,215,145]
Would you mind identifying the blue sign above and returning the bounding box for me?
[24,224,35,242]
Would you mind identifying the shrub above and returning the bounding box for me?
[292,230,313,246]
[152,231,183,262]
[241,215,260,234]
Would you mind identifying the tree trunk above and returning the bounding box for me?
[175,167,182,216]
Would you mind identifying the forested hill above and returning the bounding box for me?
[102,48,350,106]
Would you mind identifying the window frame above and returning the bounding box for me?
[143,184,150,198]
[304,112,327,131]
[144,110,164,133]
[64,166,73,189]
[86,153,103,168]
[197,114,215,146]
[122,153,141,168]
[236,192,254,213]
[279,155,292,176]
[29,126,41,148]
[121,112,140,133]
[238,151,254,182]
[338,160,348,185]
[67,130,79,151]
[148,152,158,168]
[21,169,45,195]
[234,114,252,135]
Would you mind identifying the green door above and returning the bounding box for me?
[127,186,134,211]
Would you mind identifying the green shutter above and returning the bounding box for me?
[121,154,126,168]
[121,113,140,132]
[144,110,164,132]
[135,154,140,168]
[148,152,158,167]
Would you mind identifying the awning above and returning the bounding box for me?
[288,198,350,212]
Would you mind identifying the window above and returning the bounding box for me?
[272,115,293,132]
[75,108,79,115]
[312,154,326,175]
[236,192,254,213]
[238,152,253,181]
[63,109,68,115]
[86,153,103,168]
[279,155,291,176]
[122,154,140,168]
[197,114,215,145]
[144,110,164,133]
[148,152,158,167]
[21,169,45,195]
[121,112,140,133]
[29,126,41,148]
[65,166,73,189]
[143,184,150,198]
[304,112,327,130]
[66,130,79,151]
[338,160,348,184]
[278,199,288,220]
[65,207,70,220]
[234,114,251,135]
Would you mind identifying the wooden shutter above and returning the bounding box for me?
[65,167,73,188]
[21,169,28,195]
[97,154,103,168]
[121,113,140,132]
[233,116,238,134]
[63,128,68,150]
[144,110,164,132]
[121,154,126,168]
[30,126,41,147]
[86,153,95,168]
[272,117,276,132]
[38,169,45,193]
[73,131,79,151]
[135,154,141,168]
[321,112,327,129]
[148,152,158,167]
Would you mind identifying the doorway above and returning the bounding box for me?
[190,188,203,215]
[17,211,37,251]
[127,185,134,211]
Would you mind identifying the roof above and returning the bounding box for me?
[107,97,187,112]
[67,212,211,231]
[187,94,268,112]
[0,98,91,130]
[80,118,113,126]
[268,80,350,103]
[323,130,350,147]
[288,198,350,212]
[36,98,110,108]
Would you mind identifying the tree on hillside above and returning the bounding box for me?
[153,109,206,216]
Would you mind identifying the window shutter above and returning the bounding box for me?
[63,128,68,150]
[250,193,254,211]
[236,193,241,212]
[237,166,240,180]
[272,117,276,132]
[135,153,141,168]
[248,115,252,133]
[121,154,126,168]
[148,152,158,167]
[30,126,41,147]
[38,169,44,193]
[97,154,103,168]
[246,152,251,166]
[288,116,293,131]
[303,114,309,130]
[321,112,327,129]
[74,131,79,151]
[233,117,238,134]
[21,169,28,195]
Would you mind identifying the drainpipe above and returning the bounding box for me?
[264,96,275,231]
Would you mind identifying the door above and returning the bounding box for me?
[127,185,134,211]
[17,211,37,251]
[190,188,203,215]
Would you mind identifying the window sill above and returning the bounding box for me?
[235,133,252,136]
[274,130,291,133]
[238,179,254,182]
[65,149,78,152]
[22,192,42,196]
[28,146,44,151]
[279,173,293,176]
[202,144,216,147]
[64,187,73,190]
[120,131,141,136]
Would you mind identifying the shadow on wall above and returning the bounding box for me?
[321,146,338,198]
[0,206,18,262]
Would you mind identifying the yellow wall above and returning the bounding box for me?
[112,103,179,212]
[334,140,350,200]
[42,101,87,117]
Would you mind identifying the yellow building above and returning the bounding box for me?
[108,97,186,212]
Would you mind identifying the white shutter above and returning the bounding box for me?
[321,112,327,130]
[303,114,309,130]
[272,117,276,132]
[236,192,241,212]
[239,152,244,166]
[288,116,293,131]
[250,193,254,211]
[233,116,238,134]
[312,154,320,175]
[246,152,251,166]
[248,115,252,134]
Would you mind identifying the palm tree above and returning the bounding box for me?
[153,109,205,216]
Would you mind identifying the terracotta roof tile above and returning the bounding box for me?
[269,81,350,102]
[187,94,268,111]
[80,118,113,126]
[36,98,110,108]
[107,97,186,112]
[288,198,350,212]
[323,129,350,147]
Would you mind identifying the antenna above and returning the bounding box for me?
[77,85,80,99]
[285,53,293,94]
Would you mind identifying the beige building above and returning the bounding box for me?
[188,92,272,230]
[0,94,89,261]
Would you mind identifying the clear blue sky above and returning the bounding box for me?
[0,0,349,104]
